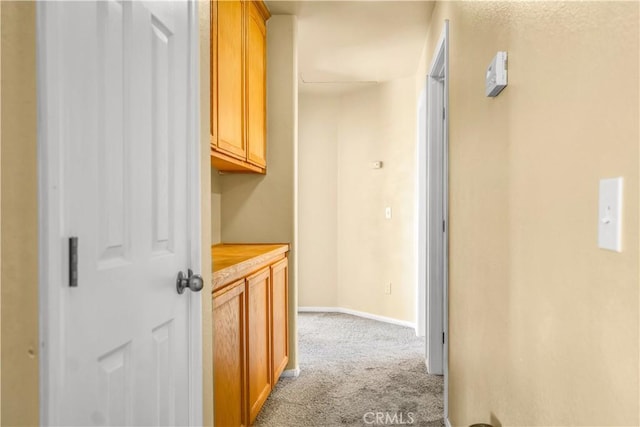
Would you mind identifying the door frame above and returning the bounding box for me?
[417,19,449,418]
[430,19,450,420]
[416,85,427,339]
[36,1,203,424]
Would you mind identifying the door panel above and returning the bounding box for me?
[150,14,175,253]
[39,1,199,425]
[97,342,132,426]
[152,320,174,425]
[246,2,266,168]
[97,0,129,267]
[271,257,289,381]
[216,0,245,159]
[247,267,272,424]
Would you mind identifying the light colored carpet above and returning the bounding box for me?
[254,312,444,427]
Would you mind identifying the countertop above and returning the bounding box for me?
[212,243,289,292]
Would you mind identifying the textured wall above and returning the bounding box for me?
[1,2,39,425]
[417,2,639,425]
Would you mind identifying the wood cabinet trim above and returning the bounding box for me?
[213,277,245,302]
[210,146,265,174]
[251,0,271,21]
[246,265,271,283]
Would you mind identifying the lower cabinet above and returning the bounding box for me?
[213,279,247,427]
[213,251,289,426]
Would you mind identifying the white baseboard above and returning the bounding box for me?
[297,306,337,313]
[445,417,452,427]
[280,367,300,378]
[298,306,415,329]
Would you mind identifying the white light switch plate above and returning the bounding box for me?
[385,207,392,219]
[598,177,623,252]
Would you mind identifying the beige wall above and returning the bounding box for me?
[1,2,39,425]
[298,93,339,307]
[220,15,299,369]
[211,169,222,244]
[336,77,417,323]
[198,1,213,425]
[417,2,639,425]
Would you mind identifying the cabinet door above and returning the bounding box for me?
[216,0,245,159]
[245,1,267,168]
[246,267,272,424]
[270,257,289,381]
[213,280,247,427]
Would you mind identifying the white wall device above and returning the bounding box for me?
[598,177,623,252]
[486,51,508,97]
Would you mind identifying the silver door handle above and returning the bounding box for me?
[176,269,204,294]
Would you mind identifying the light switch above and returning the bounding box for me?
[385,207,392,219]
[598,177,623,252]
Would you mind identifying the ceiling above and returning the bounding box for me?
[266,1,434,93]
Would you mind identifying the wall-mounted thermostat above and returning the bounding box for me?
[486,51,507,97]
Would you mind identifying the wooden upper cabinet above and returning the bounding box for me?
[210,0,270,174]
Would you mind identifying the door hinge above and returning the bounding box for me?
[443,220,446,233]
[442,332,445,344]
[443,108,446,120]
[69,237,78,287]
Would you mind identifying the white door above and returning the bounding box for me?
[38,1,202,425]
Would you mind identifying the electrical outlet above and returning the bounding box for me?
[384,283,392,295]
